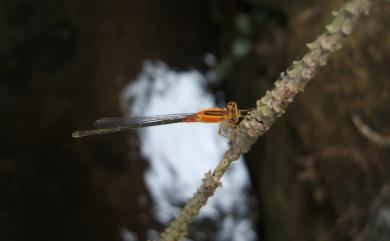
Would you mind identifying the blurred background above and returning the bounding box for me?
[1,0,390,241]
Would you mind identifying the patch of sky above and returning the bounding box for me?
[121,61,256,241]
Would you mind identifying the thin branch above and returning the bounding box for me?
[157,0,373,240]
[352,114,390,147]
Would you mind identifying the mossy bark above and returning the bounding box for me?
[226,1,390,241]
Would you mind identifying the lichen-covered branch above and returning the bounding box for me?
[352,114,390,147]
[157,0,373,240]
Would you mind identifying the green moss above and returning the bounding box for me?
[326,14,345,33]
[306,40,320,50]
[345,1,360,16]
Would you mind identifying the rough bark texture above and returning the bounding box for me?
[159,1,377,240]
[223,1,390,241]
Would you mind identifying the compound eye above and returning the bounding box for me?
[227,101,237,110]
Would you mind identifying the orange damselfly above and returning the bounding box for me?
[72,101,249,138]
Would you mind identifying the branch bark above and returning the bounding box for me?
[157,0,374,240]
[352,114,390,147]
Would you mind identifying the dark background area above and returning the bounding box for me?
[1,0,390,241]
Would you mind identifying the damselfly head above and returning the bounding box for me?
[226,101,240,124]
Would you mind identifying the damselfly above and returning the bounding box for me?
[72,101,249,138]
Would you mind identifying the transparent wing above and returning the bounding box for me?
[94,113,196,128]
[72,113,197,138]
